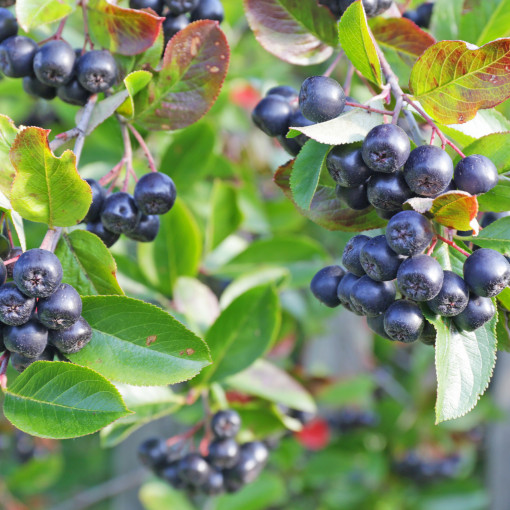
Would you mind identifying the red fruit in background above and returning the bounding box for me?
[295,418,330,450]
[230,83,261,110]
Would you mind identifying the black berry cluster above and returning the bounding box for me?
[129,0,224,45]
[138,410,270,496]
[393,450,462,483]
[311,221,509,342]
[0,248,92,372]
[403,2,434,28]
[252,76,349,156]
[84,172,177,248]
[319,0,393,19]
[327,408,379,433]
[0,8,118,106]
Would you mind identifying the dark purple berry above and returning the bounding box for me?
[129,0,164,14]
[454,155,498,195]
[163,15,189,44]
[310,265,345,308]
[384,300,424,343]
[350,276,396,317]
[252,95,292,137]
[360,235,405,281]
[397,254,444,301]
[362,124,410,173]
[208,438,240,469]
[342,235,370,276]
[125,214,160,242]
[4,318,48,358]
[190,0,224,23]
[159,462,187,489]
[57,79,91,106]
[327,145,373,187]
[0,8,17,43]
[138,438,168,468]
[177,453,210,486]
[427,270,469,317]
[201,469,225,495]
[419,321,436,346]
[0,282,35,326]
[335,183,370,210]
[299,76,346,123]
[22,76,57,100]
[37,283,82,330]
[337,272,360,311]
[100,192,140,234]
[277,135,301,156]
[463,248,510,297]
[385,210,434,256]
[0,36,38,78]
[33,40,75,86]
[453,294,496,332]
[77,50,117,93]
[86,221,120,248]
[134,172,177,216]
[211,409,241,439]
[83,179,106,224]
[48,316,92,354]
[366,314,390,339]
[267,85,298,101]
[367,172,413,211]
[10,346,54,373]
[165,0,199,15]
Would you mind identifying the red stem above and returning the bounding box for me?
[99,160,124,187]
[128,124,157,173]
[3,255,20,265]
[166,421,204,448]
[81,0,94,52]
[323,51,344,78]
[437,235,470,257]
[426,237,438,256]
[38,17,68,45]
[345,101,394,116]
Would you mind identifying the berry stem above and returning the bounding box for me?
[40,227,63,252]
[50,128,82,152]
[199,389,212,456]
[437,235,470,257]
[38,16,68,45]
[99,160,124,187]
[344,101,394,116]
[166,421,205,448]
[80,0,94,52]
[2,255,20,265]
[0,351,10,390]
[426,237,438,256]
[343,63,355,95]
[323,51,344,78]
[119,122,134,192]
[128,124,157,173]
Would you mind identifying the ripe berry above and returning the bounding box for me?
[403,146,453,197]
[362,124,411,173]
[404,2,433,28]
[319,0,343,17]
[86,221,120,248]
[397,254,444,301]
[375,207,400,220]
[163,15,189,44]
[463,248,510,297]
[0,8,17,43]
[336,272,360,311]
[138,438,168,468]
[83,179,106,224]
[134,172,177,215]
[385,210,434,256]
[427,270,469,317]
[342,235,370,276]
[37,283,82,330]
[419,321,436,346]
[299,76,346,123]
[77,50,118,93]
[223,443,265,486]
[33,40,75,87]
[159,462,187,489]
[367,314,390,339]
[0,282,35,326]
[252,95,292,137]
[242,441,269,465]
[177,453,210,486]
[190,0,225,23]
[350,276,396,317]
[129,0,164,14]
[125,214,160,242]
[208,438,240,469]
[481,211,510,228]
[384,300,424,343]
[277,135,301,156]
[366,172,413,211]
[57,79,91,106]
[10,347,55,373]
[13,249,63,298]
[453,294,496,332]
[201,469,225,496]
[327,146,373,187]
[48,316,92,354]
[335,184,370,210]
[100,192,140,234]
[454,154,499,195]
[211,409,241,439]
[165,0,199,15]
[310,265,345,308]
[267,85,298,102]
[4,319,48,358]
[0,36,38,77]
[22,76,57,100]
[360,235,405,281]
[288,109,314,147]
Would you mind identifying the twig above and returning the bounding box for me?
[99,160,124,187]
[38,16,68,45]
[343,63,355,95]
[345,101,393,116]
[81,0,94,52]
[166,421,204,448]
[50,127,81,152]
[51,468,147,510]
[73,95,98,164]
[128,124,157,173]
[437,235,470,257]
[119,122,134,192]
[323,51,344,78]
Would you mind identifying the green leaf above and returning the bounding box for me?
[430,0,464,41]
[16,0,74,32]
[194,285,281,385]
[135,20,230,131]
[409,39,510,125]
[139,481,195,510]
[465,216,510,253]
[67,295,211,386]
[288,99,385,146]
[100,384,183,448]
[496,306,510,351]
[0,190,25,251]
[476,0,510,45]
[206,180,243,251]
[137,198,202,295]
[369,17,435,85]
[87,0,163,56]
[55,230,124,296]
[117,70,153,119]
[424,309,498,423]
[0,114,19,198]
[459,132,510,174]
[7,454,63,496]
[338,0,382,86]
[290,140,330,211]
[3,362,131,439]
[9,127,92,228]
[243,0,338,65]
[226,359,316,413]
[274,161,387,232]
[478,178,510,213]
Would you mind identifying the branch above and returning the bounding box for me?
[437,235,470,257]
[128,124,157,173]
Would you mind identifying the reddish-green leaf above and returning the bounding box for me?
[274,161,386,232]
[370,17,435,84]
[243,0,338,66]
[409,39,510,124]
[87,0,163,56]
[338,0,382,86]
[9,128,92,228]
[136,20,229,131]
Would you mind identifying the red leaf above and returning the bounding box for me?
[87,0,163,56]
[430,191,479,231]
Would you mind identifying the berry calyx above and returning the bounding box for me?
[385,210,434,256]
[427,270,469,317]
